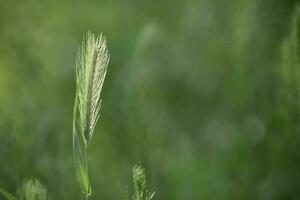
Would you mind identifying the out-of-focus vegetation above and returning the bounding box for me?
[1,0,300,199]
[1,179,47,200]
[131,164,154,200]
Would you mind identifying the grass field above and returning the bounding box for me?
[1,0,300,199]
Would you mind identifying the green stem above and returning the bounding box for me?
[85,147,89,200]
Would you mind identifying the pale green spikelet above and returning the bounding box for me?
[0,179,47,200]
[132,164,155,200]
[18,179,47,200]
[72,31,109,199]
[75,31,109,146]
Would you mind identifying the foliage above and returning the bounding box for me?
[17,179,47,200]
[0,188,18,200]
[0,179,47,200]
[132,164,155,200]
[1,0,300,199]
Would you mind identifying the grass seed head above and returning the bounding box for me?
[73,31,109,199]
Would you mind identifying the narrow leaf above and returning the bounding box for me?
[0,188,18,200]
[73,129,91,195]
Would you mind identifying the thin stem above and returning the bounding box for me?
[85,147,89,200]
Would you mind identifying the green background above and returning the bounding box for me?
[1,0,300,199]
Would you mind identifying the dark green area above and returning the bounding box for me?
[1,0,300,199]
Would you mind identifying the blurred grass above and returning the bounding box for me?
[1,0,300,199]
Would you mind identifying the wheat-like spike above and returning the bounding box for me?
[73,31,109,199]
[132,164,155,200]
[75,31,109,147]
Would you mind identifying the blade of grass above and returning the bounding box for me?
[73,129,91,196]
[0,188,18,200]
